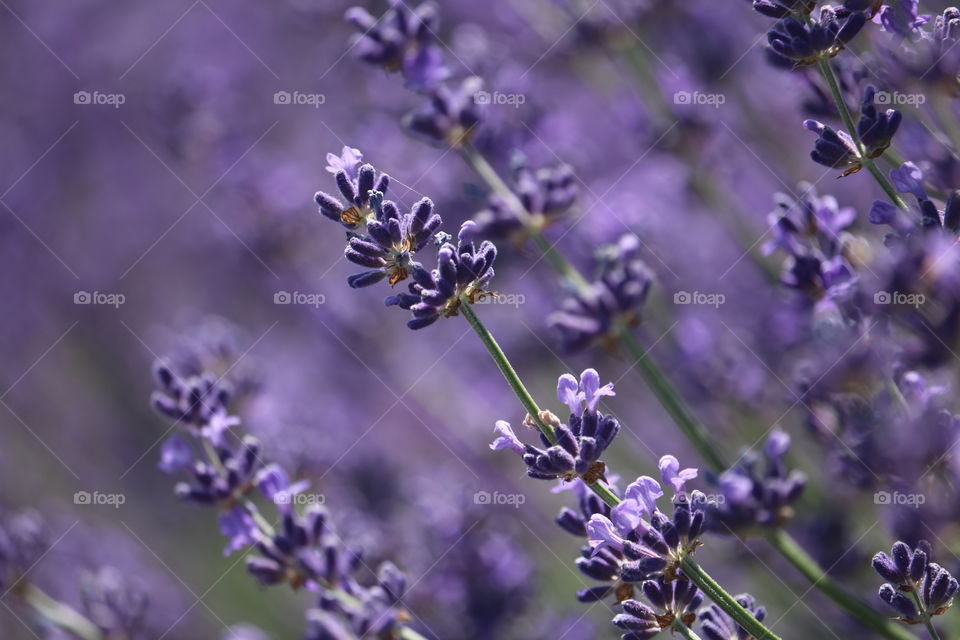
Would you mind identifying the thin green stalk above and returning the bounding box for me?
[909,589,942,640]
[618,330,726,471]
[672,618,704,640]
[814,58,908,210]
[680,557,783,640]
[459,299,556,443]
[765,530,918,640]
[22,584,104,640]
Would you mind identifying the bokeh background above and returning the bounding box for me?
[2,1,959,638]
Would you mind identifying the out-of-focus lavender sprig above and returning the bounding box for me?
[345,1,449,92]
[708,431,807,534]
[474,154,578,240]
[149,360,428,640]
[548,234,654,353]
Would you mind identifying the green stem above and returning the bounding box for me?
[459,299,556,443]
[909,589,942,640]
[22,584,104,640]
[459,143,592,293]
[672,618,704,640]
[399,627,431,640]
[814,58,908,210]
[618,330,726,471]
[765,530,919,640]
[680,557,782,640]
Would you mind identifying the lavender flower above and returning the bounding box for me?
[475,156,579,239]
[699,594,768,640]
[386,221,497,329]
[708,431,806,533]
[345,2,449,92]
[878,0,929,40]
[767,8,866,66]
[344,191,442,288]
[548,235,654,352]
[873,540,958,623]
[763,183,858,299]
[402,77,484,148]
[491,369,619,483]
[802,119,861,174]
[314,156,391,231]
[857,87,902,159]
[612,577,703,637]
[584,459,707,588]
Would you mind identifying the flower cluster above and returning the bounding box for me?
[763,183,858,301]
[803,87,901,176]
[386,221,497,329]
[873,540,958,624]
[708,431,807,533]
[344,191,441,288]
[345,1,448,92]
[699,594,769,640]
[612,577,703,638]
[315,147,392,232]
[475,157,579,239]
[491,369,619,483]
[150,360,419,639]
[586,457,706,588]
[766,7,866,66]
[402,76,485,148]
[870,161,960,235]
[548,234,654,352]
